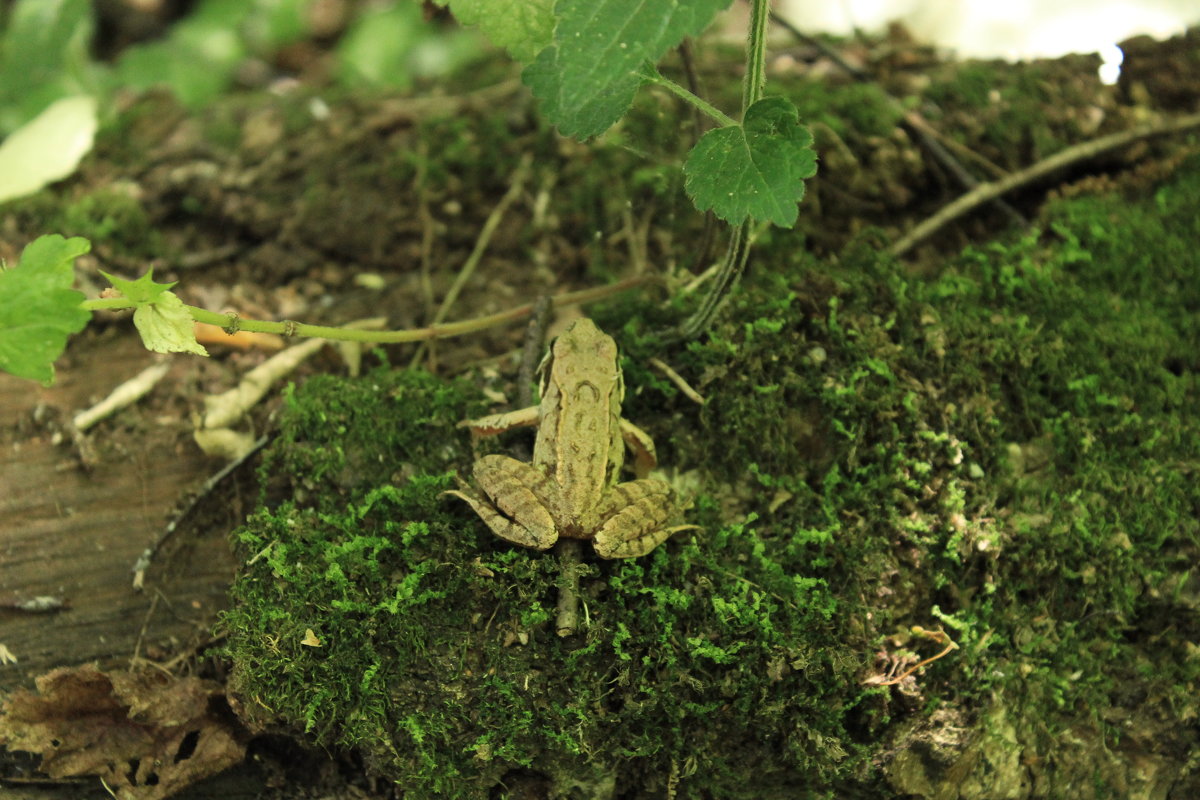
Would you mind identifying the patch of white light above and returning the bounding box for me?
[780,0,1195,63]
[1098,44,1124,85]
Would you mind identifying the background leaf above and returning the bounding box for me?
[683,97,818,227]
[0,235,90,385]
[523,0,732,139]
[0,95,98,204]
[0,0,97,136]
[434,0,554,63]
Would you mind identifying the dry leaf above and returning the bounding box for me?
[0,664,246,800]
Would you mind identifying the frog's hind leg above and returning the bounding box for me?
[444,455,560,550]
[592,479,698,559]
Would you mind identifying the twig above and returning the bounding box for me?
[0,596,68,613]
[517,296,554,409]
[411,153,534,368]
[73,360,171,431]
[648,357,705,405]
[132,435,268,590]
[863,627,959,687]
[769,10,1026,227]
[555,538,584,638]
[890,111,1200,256]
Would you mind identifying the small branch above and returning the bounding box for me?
[73,360,171,431]
[517,296,553,409]
[133,435,269,590]
[890,111,1200,256]
[648,357,705,405]
[770,10,1026,227]
[555,538,584,637]
[412,153,534,367]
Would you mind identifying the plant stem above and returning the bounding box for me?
[742,0,770,113]
[641,66,737,128]
[669,0,771,341]
[81,275,652,345]
[662,221,751,343]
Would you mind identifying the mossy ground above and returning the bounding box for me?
[17,33,1189,799]
[220,133,1200,797]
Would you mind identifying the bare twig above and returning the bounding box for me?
[890,111,1200,256]
[517,296,554,409]
[555,538,584,638]
[648,357,705,405]
[132,435,269,590]
[412,153,534,368]
[73,360,171,431]
[769,10,1026,227]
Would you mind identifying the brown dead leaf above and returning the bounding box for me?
[0,663,246,800]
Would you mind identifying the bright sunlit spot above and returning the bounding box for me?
[782,0,1196,61]
[1098,43,1124,85]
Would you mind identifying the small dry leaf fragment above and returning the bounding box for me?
[0,643,17,664]
[0,664,246,800]
[300,629,322,647]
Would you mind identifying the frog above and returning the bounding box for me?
[444,318,693,558]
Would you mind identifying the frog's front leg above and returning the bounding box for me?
[458,405,540,437]
[590,479,698,559]
[444,455,561,550]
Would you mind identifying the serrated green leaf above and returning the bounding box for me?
[99,267,176,304]
[434,0,554,63]
[523,0,732,139]
[132,291,208,357]
[0,235,91,385]
[684,97,818,227]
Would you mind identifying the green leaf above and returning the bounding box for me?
[99,269,206,356]
[0,0,97,136]
[523,0,732,139]
[0,235,90,385]
[99,267,176,304]
[684,97,818,227]
[133,291,208,357]
[337,3,480,89]
[0,95,98,204]
[433,0,554,63]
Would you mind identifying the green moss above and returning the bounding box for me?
[222,363,872,797]
[219,60,1199,797]
[791,80,902,139]
[597,156,1199,792]
[924,59,1103,162]
[52,188,162,258]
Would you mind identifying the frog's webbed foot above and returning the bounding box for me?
[592,479,698,559]
[443,455,560,550]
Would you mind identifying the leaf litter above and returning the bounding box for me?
[0,664,245,800]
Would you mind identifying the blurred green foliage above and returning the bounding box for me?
[0,0,486,130]
[0,0,99,135]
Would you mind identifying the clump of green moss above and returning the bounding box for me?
[650,153,1200,791]
[222,366,868,798]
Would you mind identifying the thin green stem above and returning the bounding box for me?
[640,66,737,128]
[80,276,652,345]
[743,0,770,113]
[668,0,772,342]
